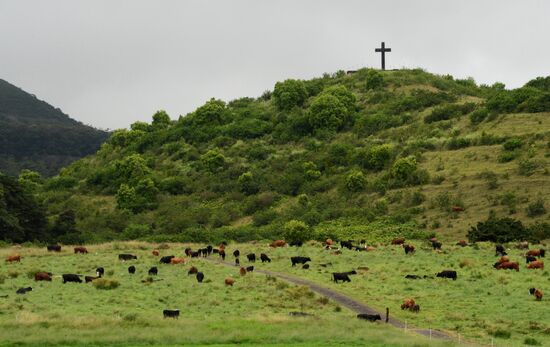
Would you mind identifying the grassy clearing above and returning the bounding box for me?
[0,243,450,347]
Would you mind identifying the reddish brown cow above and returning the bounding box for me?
[74,247,88,254]
[170,257,186,265]
[225,278,235,286]
[34,272,52,281]
[496,255,510,264]
[239,267,247,276]
[526,249,546,258]
[325,239,334,246]
[456,240,468,247]
[152,250,160,256]
[188,266,198,275]
[6,255,21,262]
[401,298,416,310]
[527,260,544,270]
[451,206,464,212]
[391,238,405,245]
[495,261,520,272]
[270,240,286,248]
[529,288,543,301]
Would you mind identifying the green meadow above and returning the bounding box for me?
[0,241,548,346]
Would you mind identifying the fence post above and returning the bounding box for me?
[385,307,389,323]
[429,328,432,340]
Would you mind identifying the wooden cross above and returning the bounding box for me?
[375,42,391,70]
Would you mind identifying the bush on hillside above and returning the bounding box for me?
[92,278,120,290]
[364,69,385,90]
[469,108,489,124]
[502,138,523,151]
[424,103,475,123]
[273,79,308,111]
[467,216,530,243]
[345,170,367,192]
[283,220,311,244]
[526,197,546,217]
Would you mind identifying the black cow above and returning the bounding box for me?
[191,251,199,258]
[302,264,310,269]
[128,266,136,274]
[246,266,254,272]
[160,255,175,264]
[119,254,137,261]
[212,249,219,254]
[495,245,506,256]
[163,309,180,319]
[340,241,353,250]
[47,245,61,252]
[291,256,311,266]
[206,245,213,255]
[184,248,192,256]
[62,274,82,283]
[196,272,204,283]
[260,253,271,263]
[526,255,538,263]
[96,267,104,277]
[436,270,457,280]
[233,250,240,258]
[357,313,381,321]
[85,275,100,283]
[246,253,256,262]
[332,272,351,283]
[148,267,158,276]
[403,244,415,255]
[16,287,32,294]
[235,258,240,266]
[360,239,366,245]
[290,241,303,247]
[405,274,422,279]
[431,241,442,250]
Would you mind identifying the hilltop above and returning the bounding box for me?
[8,68,550,244]
[0,79,109,176]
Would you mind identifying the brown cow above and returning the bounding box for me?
[34,272,52,281]
[270,240,286,248]
[496,255,510,264]
[152,250,160,256]
[170,257,186,265]
[391,238,405,245]
[74,247,88,254]
[526,249,546,258]
[325,239,334,246]
[401,298,416,310]
[188,266,198,275]
[529,288,543,301]
[527,260,544,270]
[225,278,235,286]
[451,206,464,212]
[366,246,376,251]
[218,243,226,251]
[239,267,247,276]
[456,240,468,247]
[6,255,21,262]
[495,261,519,272]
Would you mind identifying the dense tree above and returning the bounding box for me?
[283,220,310,244]
[273,79,308,111]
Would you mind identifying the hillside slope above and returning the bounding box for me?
[27,69,550,243]
[0,79,109,176]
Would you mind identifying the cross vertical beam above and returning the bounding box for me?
[375,42,391,70]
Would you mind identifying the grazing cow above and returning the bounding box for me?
[163,309,180,319]
[188,266,198,275]
[340,241,353,250]
[148,267,158,276]
[225,278,235,286]
[160,255,175,264]
[233,250,240,258]
[239,267,247,276]
[128,266,136,274]
[401,298,416,310]
[235,258,240,266]
[332,272,351,283]
[196,272,204,283]
[291,256,311,267]
[495,245,506,257]
[403,244,415,255]
[246,266,254,272]
[516,241,529,249]
[16,287,32,295]
[96,267,104,277]
[191,251,199,258]
[152,250,160,256]
[206,245,213,255]
[199,248,208,257]
[526,249,546,258]
[526,255,537,264]
[118,254,137,261]
[360,239,366,245]
[62,274,82,283]
[451,206,464,212]
[170,257,185,265]
[47,245,61,252]
[391,238,405,245]
[431,241,442,250]
[184,248,192,256]
[219,249,226,260]
[527,260,544,270]
[529,288,543,301]
[85,275,100,283]
[326,239,334,246]
[411,304,420,313]
[260,253,271,263]
[246,253,256,262]
[302,264,310,269]
[212,249,219,254]
[74,246,88,254]
[496,255,510,264]
[436,270,458,280]
[290,241,303,247]
[405,274,422,279]
[456,240,468,247]
[34,272,52,281]
[5,255,21,263]
[357,313,381,321]
[270,240,286,248]
[494,261,519,272]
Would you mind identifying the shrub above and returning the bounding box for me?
[502,138,523,151]
[123,224,151,239]
[498,151,518,163]
[93,278,120,290]
[273,79,308,110]
[345,170,367,192]
[408,190,426,206]
[308,94,348,131]
[524,338,541,346]
[201,150,226,173]
[356,144,393,171]
[526,197,546,217]
[354,113,402,135]
[424,103,475,123]
[283,220,311,244]
[518,159,538,176]
[528,222,550,241]
[447,137,471,150]
[391,156,417,182]
[365,69,385,90]
[469,108,489,124]
[467,216,529,243]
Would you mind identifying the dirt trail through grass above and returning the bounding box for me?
[207,258,486,346]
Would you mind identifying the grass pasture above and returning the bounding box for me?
[0,242,451,347]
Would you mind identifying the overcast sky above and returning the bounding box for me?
[0,0,548,130]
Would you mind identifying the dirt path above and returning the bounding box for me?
[206,258,461,343]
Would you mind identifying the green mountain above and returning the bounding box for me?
[0,79,109,176]
[11,68,550,244]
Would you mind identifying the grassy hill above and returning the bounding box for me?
[0,79,109,176]
[17,68,550,243]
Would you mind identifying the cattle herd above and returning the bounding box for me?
[2,238,546,322]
